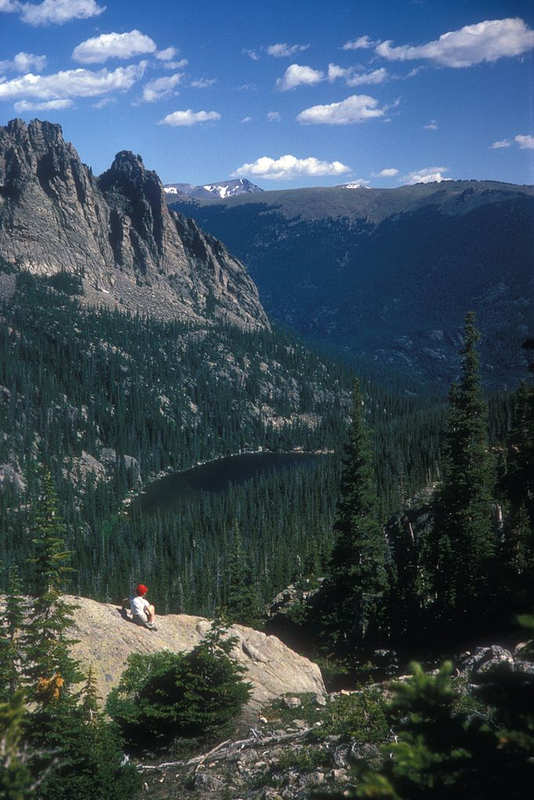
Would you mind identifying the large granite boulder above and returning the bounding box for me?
[66,595,326,717]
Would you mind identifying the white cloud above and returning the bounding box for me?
[267,111,280,122]
[190,77,216,88]
[267,42,310,58]
[156,47,177,61]
[424,120,439,130]
[231,154,351,181]
[241,116,252,123]
[490,139,511,149]
[328,63,388,86]
[142,73,182,103]
[376,17,534,68]
[0,63,146,101]
[515,134,534,149]
[20,0,106,26]
[406,66,425,78]
[277,63,324,90]
[347,68,388,86]
[343,35,375,50]
[243,48,259,61]
[159,109,221,126]
[163,59,188,70]
[73,30,156,64]
[327,63,347,82]
[0,0,19,11]
[405,166,449,184]
[378,167,399,176]
[14,97,72,111]
[297,94,386,125]
[93,96,115,109]
[0,51,47,73]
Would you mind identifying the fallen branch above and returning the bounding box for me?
[136,727,315,772]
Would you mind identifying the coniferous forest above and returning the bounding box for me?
[0,271,530,629]
[1,270,533,800]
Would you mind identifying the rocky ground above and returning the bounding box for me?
[134,641,534,800]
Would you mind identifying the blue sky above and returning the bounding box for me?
[1,0,533,188]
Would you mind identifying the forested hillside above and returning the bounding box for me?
[0,270,521,621]
[0,268,448,611]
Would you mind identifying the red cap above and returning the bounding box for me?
[136,584,148,595]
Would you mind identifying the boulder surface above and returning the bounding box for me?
[66,595,326,716]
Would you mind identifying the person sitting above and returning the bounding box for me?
[130,583,157,630]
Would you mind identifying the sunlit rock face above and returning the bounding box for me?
[0,118,269,330]
[67,595,326,717]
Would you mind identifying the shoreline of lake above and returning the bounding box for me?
[129,450,335,516]
[121,446,335,510]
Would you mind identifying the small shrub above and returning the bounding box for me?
[317,688,390,744]
[275,746,332,772]
[263,693,324,727]
[106,622,251,749]
[46,272,84,296]
[0,254,16,274]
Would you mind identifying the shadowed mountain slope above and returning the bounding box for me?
[170,181,534,387]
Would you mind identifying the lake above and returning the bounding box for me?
[135,452,328,515]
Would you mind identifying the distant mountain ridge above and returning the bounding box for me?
[169,180,534,387]
[164,177,263,201]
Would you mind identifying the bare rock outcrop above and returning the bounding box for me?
[66,596,326,716]
[0,118,269,330]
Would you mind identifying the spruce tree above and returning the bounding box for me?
[22,469,82,698]
[224,522,262,627]
[355,652,534,800]
[325,380,389,650]
[432,312,495,630]
[0,567,27,701]
[498,347,534,611]
[0,692,33,800]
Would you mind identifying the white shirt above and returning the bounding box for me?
[130,595,150,620]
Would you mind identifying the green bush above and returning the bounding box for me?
[318,687,390,744]
[46,272,83,296]
[106,623,251,749]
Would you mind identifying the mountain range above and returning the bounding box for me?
[163,177,263,201]
[169,181,534,388]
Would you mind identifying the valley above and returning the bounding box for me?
[0,118,532,800]
[170,180,534,388]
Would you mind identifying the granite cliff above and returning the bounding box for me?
[0,118,268,330]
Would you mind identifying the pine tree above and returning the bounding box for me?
[22,469,83,699]
[325,380,389,650]
[224,522,262,627]
[80,664,99,725]
[0,567,27,701]
[432,313,495,630]
[0,692,33,800]
[356,650,534,800]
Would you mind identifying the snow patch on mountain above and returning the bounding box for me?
[164,177,263,200]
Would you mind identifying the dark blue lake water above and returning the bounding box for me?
[135,452,325,515]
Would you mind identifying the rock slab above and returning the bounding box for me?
[66,595,326,715]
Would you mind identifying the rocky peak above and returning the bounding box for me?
[0,118,85,198]
[0,118,269,330]
[5,118,67,149]
[100,150,161,198]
